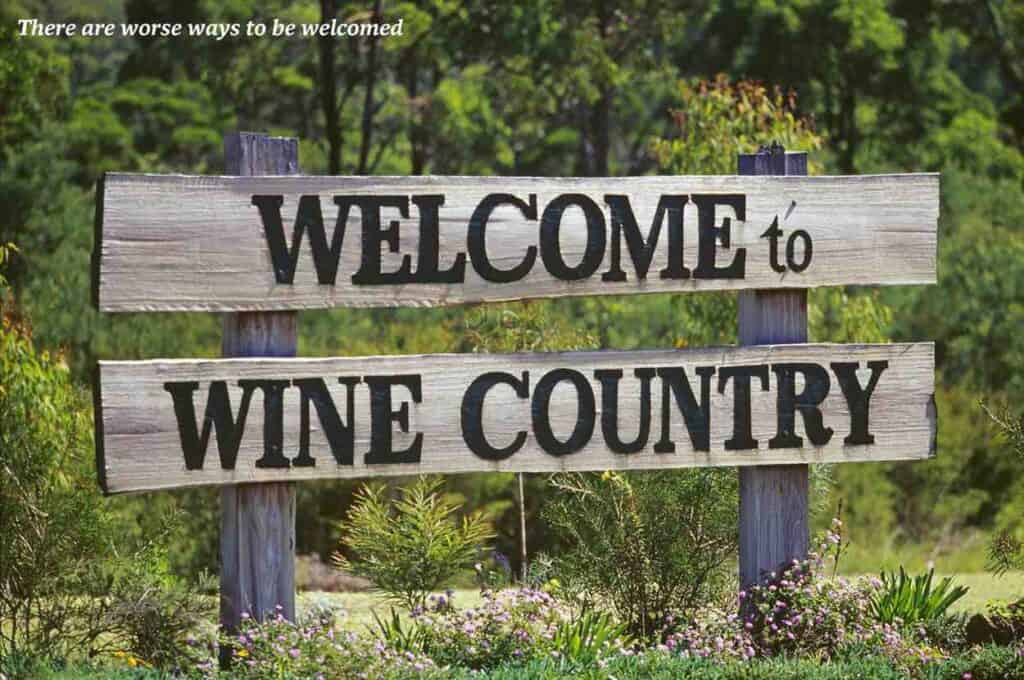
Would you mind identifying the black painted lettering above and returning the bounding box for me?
[238,379,292,468]
[761,216,786,273]
[350,196,415,284]
[292,377,360,467]
[411,194,466,283]
[364,375,423,464]
[252,195,350,284]
[595,368,654,454]
[769,363,834,448]
[786,230,813,273]
[718,365,769,450]
[831,361,888,445]
[692,194,747,279]
[467,194,538,282]
[164,381,258,470]
[602,195,690,282]
[531,368,596,456]
[539,194,606,281]
[461,372,530,460]
[654,366,715,453]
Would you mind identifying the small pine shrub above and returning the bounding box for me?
[333,476,494,611]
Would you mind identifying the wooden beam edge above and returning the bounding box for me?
[95,279,941,313]
[95,341,935,369]
[92,361,110,495]
[91,172,105,311]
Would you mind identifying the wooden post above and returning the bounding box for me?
[737,144,810,590]
[220,133,299,666]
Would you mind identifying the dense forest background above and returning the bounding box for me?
[2,0,1023,578]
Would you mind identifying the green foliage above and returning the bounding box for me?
[871,567,969,625]
[551,610,632,669]
[334,476,494,610]
[543,470,737,638]
[983,404,1024,575]
[652,76,823,175]
[0,312,109,658]
[97,527,215,669]
[370,607,428,653]
[0,312,211,667]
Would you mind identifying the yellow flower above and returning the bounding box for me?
[237,649,250,658]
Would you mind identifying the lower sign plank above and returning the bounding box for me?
[95,343,935,494]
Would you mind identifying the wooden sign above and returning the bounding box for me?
[95,342,935,494]
[93,173,938,311]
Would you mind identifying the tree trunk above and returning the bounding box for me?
[318,0,341,174]
[358,0,384,175]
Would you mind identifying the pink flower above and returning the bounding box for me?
[289,648,300,659]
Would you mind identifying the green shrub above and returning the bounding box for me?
[871,567,969,625]
[543,470,737,638]
[333,476,494,610]
[0,310,211,669]
[97,528,215,669]
[0,312,112,659]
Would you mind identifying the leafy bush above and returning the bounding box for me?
[984,403,1024,575]
[333,476,494,610]
[96,529,216,669]
[543,470,737,638]
[871,567,969,625]
[0,311,109,659]
[0,310,212,669]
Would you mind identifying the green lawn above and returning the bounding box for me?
[948,572,1024,613]
[298,571,1023,627]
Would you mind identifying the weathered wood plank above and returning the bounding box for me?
[218,133,298,664]
[737,147,810,591]
[93,173,939,311]
[95,342,936,494]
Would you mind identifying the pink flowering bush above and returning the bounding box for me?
[205,606,436,679]
[664,521,946,673]
[411,588,566,669]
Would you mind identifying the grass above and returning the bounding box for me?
[947,572,1024,613]
[18,645,1024,679]
[298,589,485,629]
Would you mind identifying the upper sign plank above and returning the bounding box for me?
[93,173,939,311]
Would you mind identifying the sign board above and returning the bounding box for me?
[93,173,938,311]
[95,342,935,494]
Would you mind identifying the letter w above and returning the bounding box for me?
[252,195,350,284]
[164,381,258,470]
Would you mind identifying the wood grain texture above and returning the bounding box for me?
[219,133,297,659]
[737,148,810,591]
[95,343,936,494]
[93,173,939,311]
